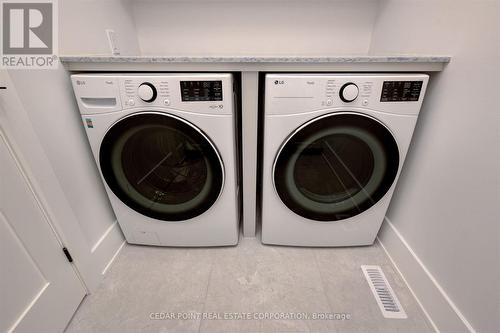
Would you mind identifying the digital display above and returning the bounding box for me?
[180,80,223,102]
[381,81,423,102]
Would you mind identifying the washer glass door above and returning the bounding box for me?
[100,112,224,221]
[273,113,399,221]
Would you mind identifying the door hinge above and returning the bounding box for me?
[62,247,73,263]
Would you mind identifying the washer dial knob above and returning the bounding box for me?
[138,82,157,102]
[339,83,359,102]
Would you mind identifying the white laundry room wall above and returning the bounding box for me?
[131,0,380,56]
[5,0,142,291]
[369,1,500,332]
[60,0,140,55]
[7,68,125,290]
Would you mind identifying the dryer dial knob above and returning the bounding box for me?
[138,82,157,102]
[339,83,359,102]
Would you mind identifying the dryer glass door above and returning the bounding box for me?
[100,113,224,221]
[273,113,399,221]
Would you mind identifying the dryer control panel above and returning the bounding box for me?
[380,80,423,102]
[265,74,429,116]
[71,73,234,115]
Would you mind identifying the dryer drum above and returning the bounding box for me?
[100,112,224,221]
[273,113,400,222]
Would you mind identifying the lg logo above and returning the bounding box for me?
[2,1,53,54]
[274,80,284,85]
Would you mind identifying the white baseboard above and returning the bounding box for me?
[377,218,475,333]
[91,220,121,253]
[102,240,125,275]
[87,220,124,291]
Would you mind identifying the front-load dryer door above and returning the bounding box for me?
[99,112,224,221]
[273,113,399,222]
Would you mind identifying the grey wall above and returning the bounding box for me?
[4,0,144,290]
[7,68,117,250]
[48,0,142,248]
[60,0,140,55]
[370,1,500,332]
[132,0,380,56]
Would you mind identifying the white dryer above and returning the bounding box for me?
[261,74,428,246]
[71,74,239,246]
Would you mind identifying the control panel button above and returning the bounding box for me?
[163,99,170,106]
[326,99,333,106]
[339,83,359,102]
[128,99,135,106]
[138,82,157,102]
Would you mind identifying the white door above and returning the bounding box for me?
[0,129,86,331]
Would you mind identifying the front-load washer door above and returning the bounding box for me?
[99,112,224,221]
[273,113,399,222]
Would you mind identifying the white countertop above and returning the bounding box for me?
[60,55,451,64]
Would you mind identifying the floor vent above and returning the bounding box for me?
[361,265,407,319]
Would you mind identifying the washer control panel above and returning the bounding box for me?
[180,80,223,102]
[266,74,429,116]
[71,74,234,115]
[122,78,169,106]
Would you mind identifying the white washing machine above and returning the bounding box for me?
[261,74,428,246]
[71,73,239,247]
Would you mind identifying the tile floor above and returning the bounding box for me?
[65,236,433,333]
